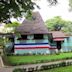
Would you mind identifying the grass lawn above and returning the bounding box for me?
[40,65,72,72]
[5,52,72,65]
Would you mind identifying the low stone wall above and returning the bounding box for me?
[12,59,72,72]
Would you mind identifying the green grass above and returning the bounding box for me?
[5,52,72,65]
[40,65,72,72]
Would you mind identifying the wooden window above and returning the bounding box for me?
[21,35,27,39]
[34,34,43,39]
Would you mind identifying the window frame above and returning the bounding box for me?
[34,34,44,39]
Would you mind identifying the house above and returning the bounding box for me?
[0,12,71,55]
[4,12,70,54]
[14,12,51,54]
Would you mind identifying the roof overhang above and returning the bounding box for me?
[53,38,64,41]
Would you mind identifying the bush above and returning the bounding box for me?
[6,53,14,56]
[40,62,67,71]
[41,65,48,70]
[53,64,58,68]
[35,66,38,71]
[40,64,55,70]
[59,62,66,67]
[67,62,71,66]
[13,68,26,72]
[28,67,35,72]
[61,62,66,66]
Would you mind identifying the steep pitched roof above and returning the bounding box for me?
[16,12,48,35]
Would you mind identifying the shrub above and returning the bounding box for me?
[6,53,14,56]
[67,62,71,66]
[13,68,26,72]
[53,64,58,68]
[41,65,48,70]
[40,62,67,71]
[35,66,38,71]
[59,62,66,67]
[28,67,35,72]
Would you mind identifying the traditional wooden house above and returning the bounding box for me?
[14,12,51,54]
[1,12,71,55]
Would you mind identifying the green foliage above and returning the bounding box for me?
[5,22,20,28]
[61,21,72,35]
[0,0,72,22]
[45,16,66,31]
[5,21,20,33]
[0,38,4,46]
[4,52,72,65]
[45,16,72,35]
[40,66,72,72]
[13,68,25,72]
[69,0,72,11]
[0,0,37,22]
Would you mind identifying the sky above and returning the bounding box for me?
[11,0,72,22]
[1,0,72,33]
[34,0,72,22]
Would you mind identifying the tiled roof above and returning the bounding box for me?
[49,31,68,38]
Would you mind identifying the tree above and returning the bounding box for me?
[1,22,20,54]
[0,0,72,22]
[69,0,72,11]
[0,0,39,22]
[48,0,72,11]
[47,0,58,5]
[45,16,72,35]
[5,21,20,33]
[61,21,72,35]
[45,16,66,31]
